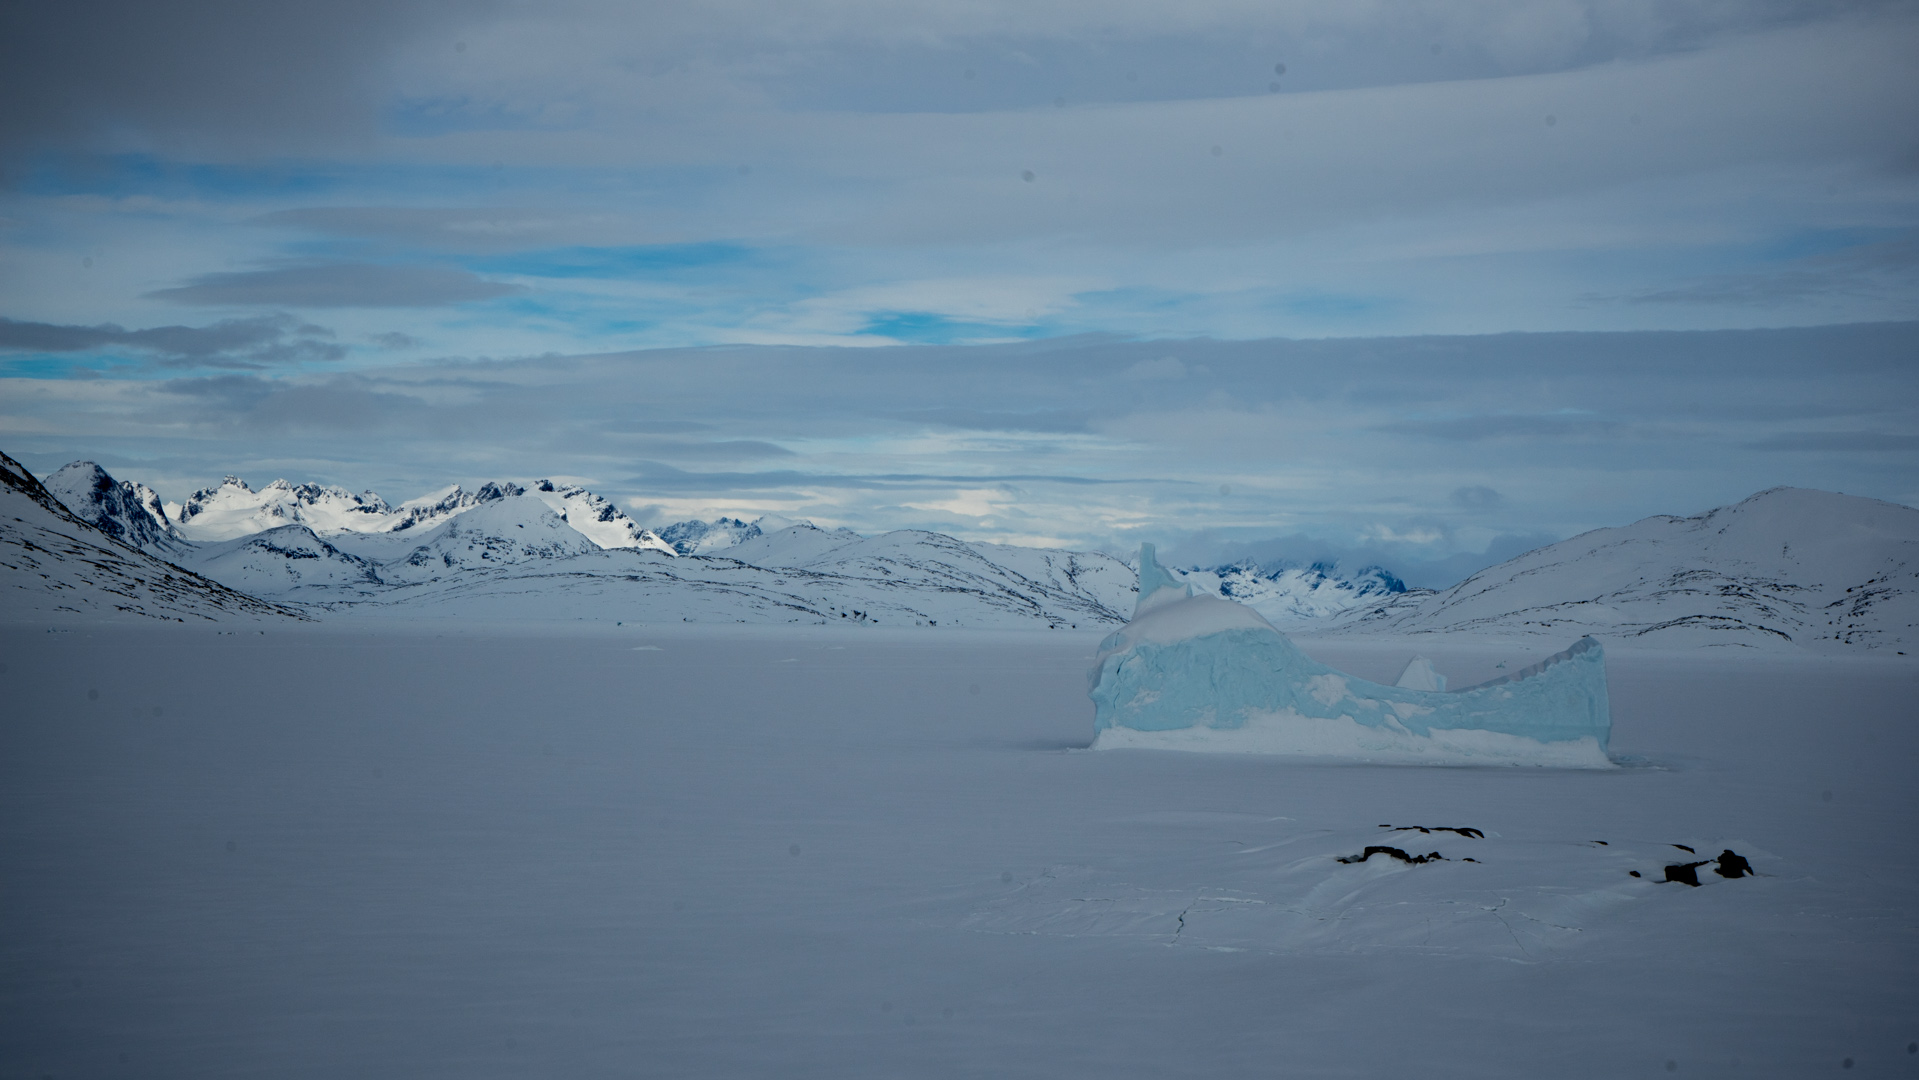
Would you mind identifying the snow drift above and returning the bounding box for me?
[1089,545,1612,766]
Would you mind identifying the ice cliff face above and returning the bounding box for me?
[1334,487,1918,652]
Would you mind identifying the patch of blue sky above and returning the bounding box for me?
[469,243,757,281]
[859,311,1047,345]
[0,352,179,381]
[382,96,614,139]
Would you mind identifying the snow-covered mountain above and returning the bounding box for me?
[44,461,189,555]
[1178,560,1407,624]
[525,480,677,554]
[656,516,764,555]
[381,497,608,581]
[1332,487,1917,652]
[0,453,301,624]
[161,469,675,552]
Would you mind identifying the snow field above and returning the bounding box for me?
[0,626,1914,1078]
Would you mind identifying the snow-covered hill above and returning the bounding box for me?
[0,453,302,624]
[180,525,390,600]
[380,497,607,582]
[1333,487,1918,652]
[705,523,1135,626]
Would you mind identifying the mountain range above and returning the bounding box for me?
[7,454,1914,651]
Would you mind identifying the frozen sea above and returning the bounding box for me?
[2,622,1915,1078]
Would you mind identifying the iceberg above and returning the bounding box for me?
[1088,545,1612,767]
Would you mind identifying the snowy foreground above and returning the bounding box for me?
[2,622,1914,1078]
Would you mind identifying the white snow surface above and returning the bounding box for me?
[1335,486,1919,652]
[1,622,1911,1077]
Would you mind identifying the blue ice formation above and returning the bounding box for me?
[1090,546,1612,766]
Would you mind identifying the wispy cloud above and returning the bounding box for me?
[0,314,346,368]
[147,263,525,308]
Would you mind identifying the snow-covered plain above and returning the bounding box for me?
[2,621,1913,1078]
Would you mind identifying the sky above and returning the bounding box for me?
[0,0,1915,583]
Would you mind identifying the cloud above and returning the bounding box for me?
[0,0,494,159]
[885,408,1091,433]
[626,461,1135,492]
[1626,230,1919,307]
[1745,431,1919,452]
[255,207,662,254]
[1394,414,1623,442]
[146,263,525,308]
[0,314,346,367]
[1451,485,1506,510]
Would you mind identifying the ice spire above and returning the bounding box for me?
[1133,542,1194,619]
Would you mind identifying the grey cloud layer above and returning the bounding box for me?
[147,264,526,308]
[0,315,346,367]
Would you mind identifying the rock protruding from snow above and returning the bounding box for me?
[45,461,187,555]
[0,451,302,624]
[1088,545,1611,766]
[1334,487,1919,652]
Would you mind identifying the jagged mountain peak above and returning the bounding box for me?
[45,460,186,554]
